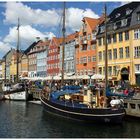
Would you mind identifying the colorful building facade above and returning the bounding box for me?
[96,2,140,85]
[76,17,102,76]
[36,40,50,77]
[47,37,62,76]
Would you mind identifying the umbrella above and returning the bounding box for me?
[91,74,105,80]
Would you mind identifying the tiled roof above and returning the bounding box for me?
[65,32,79,43]
[52,37,63,46]
[83,17,100,31]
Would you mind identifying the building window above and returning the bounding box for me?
[92,44,96,50]
[135,64,140,72]
[92,32,96,40]
[83,57,87,63]
[101,26,105,33]
[125,46,130,58]
[88,56,91,62]
[113,48,117,59]
[113,66,117,76]
[119,48,123,59]
[134,46,140,58]
[88,45,90,50]
[134,29,140,39]
[92,56,96,62]
[98,52,102,61]
[125,31,129,40]
[113,34,117,43]
[87,34,91,40]
[99,67,102,74]
[98,38,102,46]
[108,49,112,60]
[119,32,123,42]
[121,19,127,27]
[137,12,140,21]
[107,35,111,44]
[83,45,87,51]
[108,66,112,76]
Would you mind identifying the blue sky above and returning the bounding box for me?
[0,1,124,59]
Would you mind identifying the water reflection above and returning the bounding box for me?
[0,101,140,138]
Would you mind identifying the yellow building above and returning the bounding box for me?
[96,2,140,85]
[9,50,22,82]
[21,54,28,77]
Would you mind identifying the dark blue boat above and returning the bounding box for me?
[40,85,125,124]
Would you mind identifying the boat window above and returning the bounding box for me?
[130,103,136,109]
[124,103,128,108]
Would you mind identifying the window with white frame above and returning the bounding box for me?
[113,66,117,76]
[134,46,140,58]
[88,56,91,62]
[119,32,123,42]
[108,49,112,60]
[119,48,123,59]
[92,44,96,50]
[134,29,140,39]
[87,34,91,40]
[125,31,129,40]
[125,46,130,58]
[92,56,96,62]
[121,19,127,27]
[135,64,140,72]
[83,57,87,63]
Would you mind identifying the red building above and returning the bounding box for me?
[47,37,63,76]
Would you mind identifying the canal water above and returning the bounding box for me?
[0,100,140,138]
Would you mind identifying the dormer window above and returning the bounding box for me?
[100,26,105,33]
[126,9,132,15]
[113,23,117,30]
[137,12,140,21]
[115,13,120,18]
[121,19,127,27]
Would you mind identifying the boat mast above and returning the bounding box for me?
[61,2,66,87]
[4,56,6,83]
[16,18,20,83]
[104,4,108,97]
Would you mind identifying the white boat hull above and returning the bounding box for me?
[4,91,27,101]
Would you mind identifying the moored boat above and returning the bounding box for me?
[40,85,125,123]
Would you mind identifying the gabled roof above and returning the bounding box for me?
[51,37,63,46]
[65,31,79,43]
[83,17,100,31]
[24,40,40,54]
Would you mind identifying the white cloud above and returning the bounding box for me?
[3,25,55,51]
[66,8,99,32]
[0,41,13,54]
[4,2,60,27]
[4,2,99,32]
